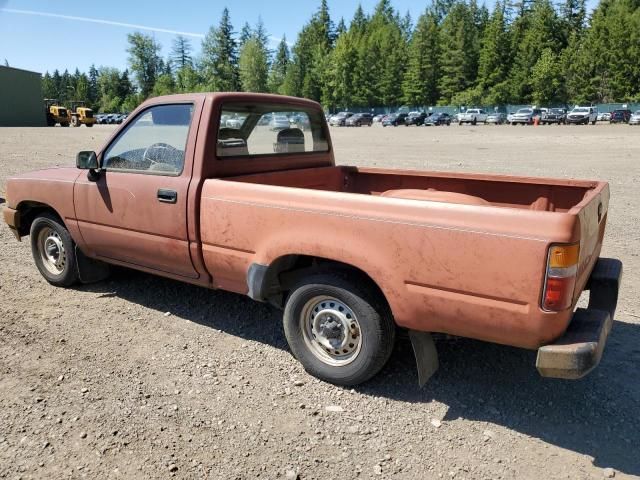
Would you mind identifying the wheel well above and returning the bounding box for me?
[16,202,63,236]
[260,255,390,313]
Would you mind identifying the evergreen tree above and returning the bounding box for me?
[531,48,564,104]
[171,35,193,70]
[268,36,291,94]
[118,70,134,99]
[42,72,56,99]
[286,0,335,101]
[477,1,511,104]
[239,37,269,92]
[239,22,253,47]
[438,3,477,104]
[508,0,560,103]
[402,10,440,106]
[52,70,62,100]
[126,32,162,98]
[74,74,89,102]
[88,65,99,107]
[201,8,240,91]
[336,18,347,37]
[98,67,124,112]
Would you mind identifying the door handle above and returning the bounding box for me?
[157,189,177,204]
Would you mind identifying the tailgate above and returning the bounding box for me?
[572,181,610,303]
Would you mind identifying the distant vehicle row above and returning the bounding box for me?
[96,113,128,124]
[328,107,640,128]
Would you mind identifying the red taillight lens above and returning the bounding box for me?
[542,244,580,312]
[543,275,577,311]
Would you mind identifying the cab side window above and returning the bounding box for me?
[103,104,193,175]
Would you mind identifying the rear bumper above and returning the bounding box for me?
[536,258,622,379]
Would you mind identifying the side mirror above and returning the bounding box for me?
[76,151,98,170]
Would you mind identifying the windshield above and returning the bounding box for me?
[573,108,589,113]
[335,112,348,117]
[635,111,640,115]
[517,109,532,114]
[551,108,564,114]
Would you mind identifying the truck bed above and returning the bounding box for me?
[227,166,599,213]
[200,166,608,349]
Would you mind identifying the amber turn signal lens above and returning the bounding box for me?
[548,244,580,268]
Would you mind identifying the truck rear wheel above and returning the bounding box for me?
[30,213,79,287]
[283,273,395,386]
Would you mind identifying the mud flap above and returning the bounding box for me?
[409,330,439,387]
[75,246,111,283]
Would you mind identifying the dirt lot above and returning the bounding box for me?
[1,123,638,479]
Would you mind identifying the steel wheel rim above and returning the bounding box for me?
[300,295,362,366]
[38,227,66,275]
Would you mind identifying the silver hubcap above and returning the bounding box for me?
[38,227,66,275]
[300,296,362,366]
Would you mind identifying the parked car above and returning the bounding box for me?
[458,108,488,125]
[381,113,408,127]
[372,114,385,123]
[404,111,428,126]
[329,111,354,127]
[629,110,640,125]
[424,112,452,126]
[597,112,611,122]
[609,109,631,124]
[541,108,567,125]
[486,112,507,125]
[345,113,373,127]
[226,116,245,129]
[511,108,543,125]
[4,92,621,386]
[566,106,597,125]
[269,115,291,131]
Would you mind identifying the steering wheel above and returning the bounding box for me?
[142,142,180,167]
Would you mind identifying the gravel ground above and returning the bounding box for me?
[0,123,638,479]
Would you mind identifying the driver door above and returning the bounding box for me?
[74,103,199,278]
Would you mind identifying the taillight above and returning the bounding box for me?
[542,243,580,311]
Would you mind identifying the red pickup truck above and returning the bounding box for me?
[3,93,622,386]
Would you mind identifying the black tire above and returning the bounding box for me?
[30,213,79,287]
[591,120,596,125]
[472,118,477,125]
[283,273,396,386]
[61,122,69,127]
[86,123,93,128]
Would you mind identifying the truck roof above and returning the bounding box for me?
[143,92,324,111]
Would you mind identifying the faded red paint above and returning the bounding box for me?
[4,93,610,349]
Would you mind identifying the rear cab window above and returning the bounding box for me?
[217,103,329,158]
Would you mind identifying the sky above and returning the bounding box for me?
[0,0,421,74]
[0,0,598,75]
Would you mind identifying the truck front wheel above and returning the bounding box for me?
[30,213,79,287]
[283,274,395,386]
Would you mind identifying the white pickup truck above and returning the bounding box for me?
[459,108,488,125]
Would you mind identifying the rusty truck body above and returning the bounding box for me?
[3,93,622,385]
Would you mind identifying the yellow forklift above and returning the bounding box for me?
[44,99,70,127]
[69,101,96,127]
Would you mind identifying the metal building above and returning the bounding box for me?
[0,66,46,127]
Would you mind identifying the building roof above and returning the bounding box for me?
[0,65,42,76]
